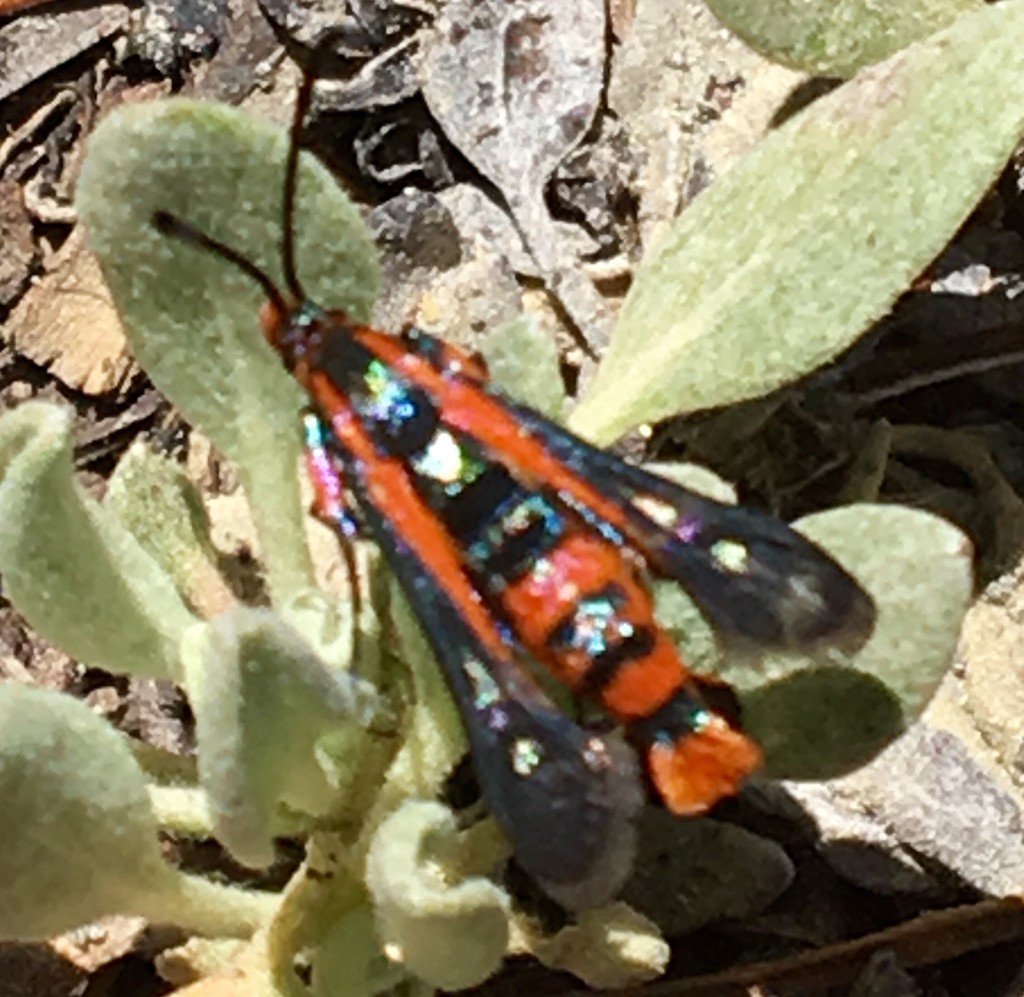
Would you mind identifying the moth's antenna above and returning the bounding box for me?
[280,30,354,304]
[152,210,290,319]
[280,61,317,303]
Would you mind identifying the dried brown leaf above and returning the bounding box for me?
[3,227,134,395]
[420,0,611,342]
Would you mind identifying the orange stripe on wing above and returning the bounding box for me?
[305,368,510,662]
[352,329,633,534]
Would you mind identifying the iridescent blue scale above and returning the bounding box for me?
[302,412,359,538]
[364,359,415,425]
[467,493,564,577]
[565,594,635,659]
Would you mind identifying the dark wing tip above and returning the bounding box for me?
[467,705,643,910]
[787,556,876,655]
[531,735,643,910]
[658,502,877,656]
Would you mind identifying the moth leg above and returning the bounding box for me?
[302,411,364,666]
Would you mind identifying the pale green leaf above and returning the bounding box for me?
[181,608,382,867]
[310,903,397,997]
[530,903,669,989]
[107,442,233,614]
[0,683,176,939]
[653,492,972,778]
[76,100,379,604]
[744,505,973,779]
[707,0,982,77]
[0,403,194,678]
[0,683,277,940]
[364,801,510,991]
[658,504,972,780]
[571,1,1024,442]
[480,315,567,419]
[366,585,466,822]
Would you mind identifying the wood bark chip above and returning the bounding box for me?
[259,0,434,110]
[49,917,147,975]
[187,0,281,104]
[0,4,129,102]
[127,0,231,76]
[0,0,59,14]
[256,0,435,50]
[72,390,166,466]
[0,178,34,307]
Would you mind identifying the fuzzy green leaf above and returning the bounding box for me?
[107,442,233,614]
[571,1,1024,442]
[0,403,194,678]
[364,801,510,991]
[310,903,387,997]
[480,315,567,419]
[181,608,382,867]
[76,100,379,604]
[746,505,973,778]
[0,683,278,941]
[659,503,972,779]
[707,0,982,77]
[0,683,178,939]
